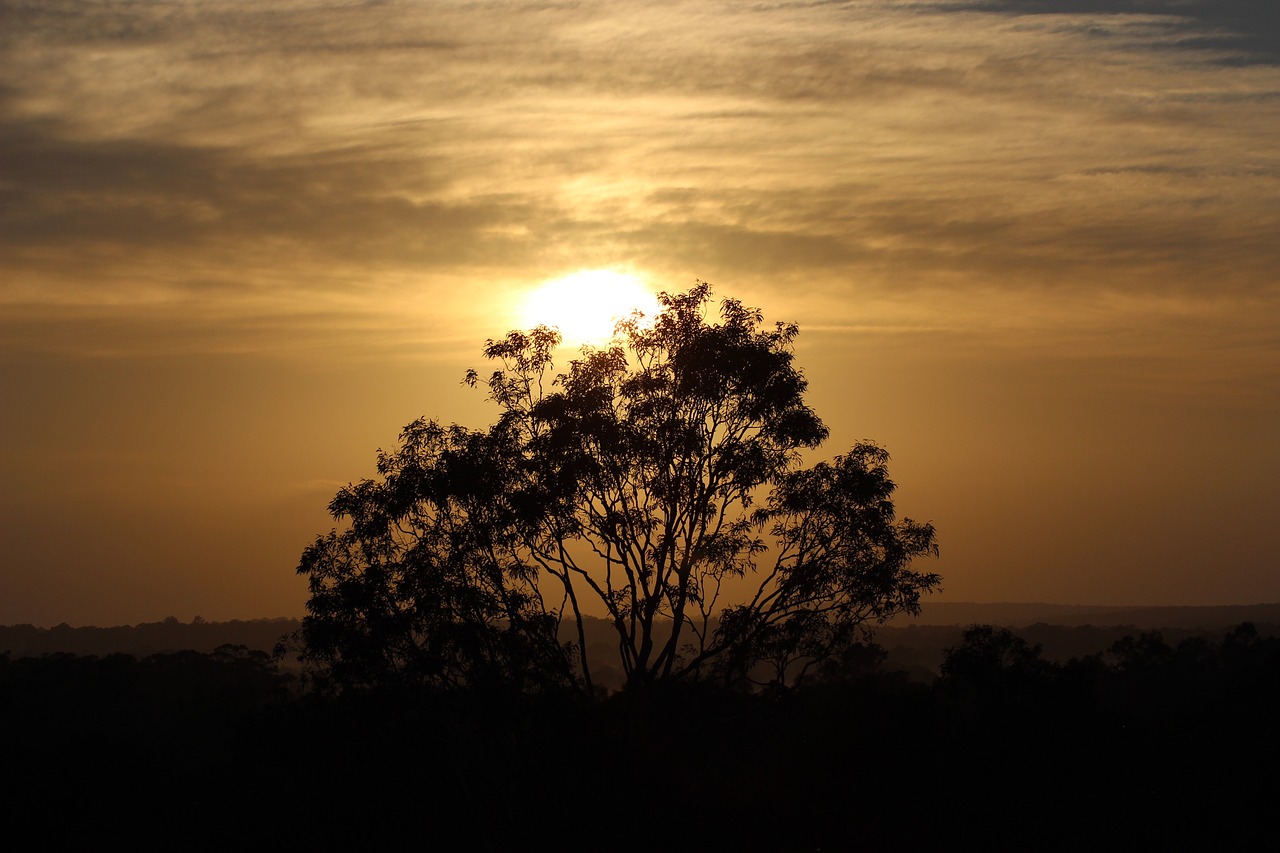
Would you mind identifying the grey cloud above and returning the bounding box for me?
[1,0,462,50]
[4,0,981,110]
[0,114,547,280]
[641,173,1280,299]
[950,0,1280,64]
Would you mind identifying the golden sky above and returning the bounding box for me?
[3,0,1278,625]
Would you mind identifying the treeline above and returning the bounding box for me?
[8,613,1277,683]
[3,624,1277,848]
[877,620,1280,680]
[0,616,301,658]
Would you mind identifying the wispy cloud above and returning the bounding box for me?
[1,0,1276,390]
[949,1,1280,64]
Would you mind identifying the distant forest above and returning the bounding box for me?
[6,606,1276,847]
[0,616,301,659]
[6,603,1278,679]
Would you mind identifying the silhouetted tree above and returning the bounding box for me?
[297,283,939,694]
[940,624,1049,682]
[936,624,1058,718]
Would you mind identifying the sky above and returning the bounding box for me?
[3,0,1278,627]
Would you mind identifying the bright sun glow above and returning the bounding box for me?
[520,270,661,346]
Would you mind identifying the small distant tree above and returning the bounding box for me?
[940,625,1050,684]
[297,283,939,694]
[938,625,1055,714]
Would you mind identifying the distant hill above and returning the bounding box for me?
[887,601,1280,629]
[6,604,1278,676]
[0,618,301,658]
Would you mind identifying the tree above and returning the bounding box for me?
[297,283,939,694]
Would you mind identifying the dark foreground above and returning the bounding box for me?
[4,625,1277,851]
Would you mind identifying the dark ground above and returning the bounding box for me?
[3,621,1277,850]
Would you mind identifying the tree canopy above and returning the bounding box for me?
[297,283,939,694]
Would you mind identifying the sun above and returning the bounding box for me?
[520,270,661,346]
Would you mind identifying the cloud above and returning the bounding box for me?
[948,0,1280,64]
[2,0,1277,354]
